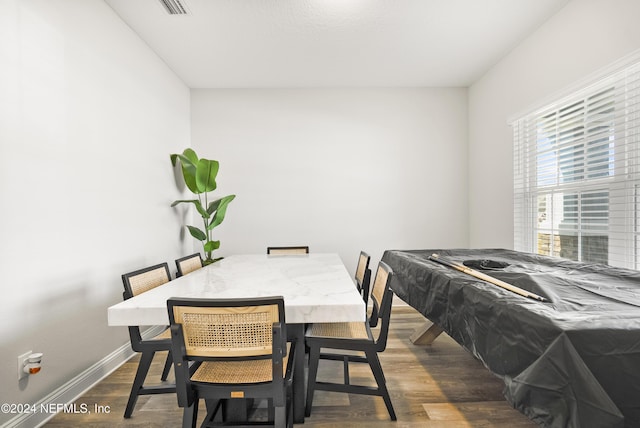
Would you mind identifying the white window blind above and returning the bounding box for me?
[512,61,640,268]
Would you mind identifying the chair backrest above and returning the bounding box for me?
[168,296,287,359]
[122,263,171,346]
[355,251,371,304]
[167,296,287,408]
[122,262,171,300]
[369,261,394,351]
[267,246,309,255]
[175,253,203,277]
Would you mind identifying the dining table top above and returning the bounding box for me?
[108,253,366,326]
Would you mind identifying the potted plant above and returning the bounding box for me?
[170,148,236,265]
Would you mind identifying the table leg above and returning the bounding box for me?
[410,320,444,345]
[288,323,305,423]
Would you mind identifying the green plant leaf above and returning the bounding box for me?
[207,194,236,230]
[170,199,198,207]
[206,195,232,215]
[170,148,198,165]
[171,149,200,194]
[186,225,207,241]
[206,199,221,216]
[182,148,199,164]
[195,158,219,193]
[193,201,208,218]
[204,240,220,252]
[170,199,208,219]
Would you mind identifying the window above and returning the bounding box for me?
[512,60,640,268]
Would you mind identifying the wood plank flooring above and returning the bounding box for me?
[45,306,535,427]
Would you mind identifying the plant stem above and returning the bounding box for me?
[204,191,210,243]
[200,193,211,260]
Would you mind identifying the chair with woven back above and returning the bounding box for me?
[167,296,296,428]
[175,252,203,277]
[304,261,397,420]
[355,251,372,305]
[121,262,176,418]
[267,246,309,255]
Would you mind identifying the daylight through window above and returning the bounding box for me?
[512,60,640,268]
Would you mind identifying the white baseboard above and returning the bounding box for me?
[2,326,165,428]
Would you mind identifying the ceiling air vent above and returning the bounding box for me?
[158,0,190,15]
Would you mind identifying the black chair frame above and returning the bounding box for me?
[305,261,397,421]
[122,262,175,418]
[168,296,296,428]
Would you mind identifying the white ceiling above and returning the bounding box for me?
[105,0,570,88]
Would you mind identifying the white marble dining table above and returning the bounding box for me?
[107,253,366,423]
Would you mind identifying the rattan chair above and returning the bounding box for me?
[305,261,397,420]
[267,246,309,255]
[168,296,296,428]
[355,251,372,305]
[121,263,176,418]
[175,253,203,277]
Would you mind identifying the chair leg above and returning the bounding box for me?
[287,389,294,428]
[274,403,286,428]
[202,399,223,425]
[343,355,350,384]
[366,350,396,421]
[267,398,274,421]
[124,351,155,418]
[182,399,198,428]
[161,350,172,381]
[305,344,321,417]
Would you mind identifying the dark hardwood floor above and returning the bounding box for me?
[45,306,535,427]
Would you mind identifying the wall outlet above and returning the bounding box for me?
[18,351,32,381]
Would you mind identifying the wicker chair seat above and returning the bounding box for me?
[306,322,369,340]
[192,343,291,384]
[192,357,286,384]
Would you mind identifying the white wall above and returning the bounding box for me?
[468,0,640,248]
[14,0,633,419]
[0,0,190,423]
[191,88,469,275]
